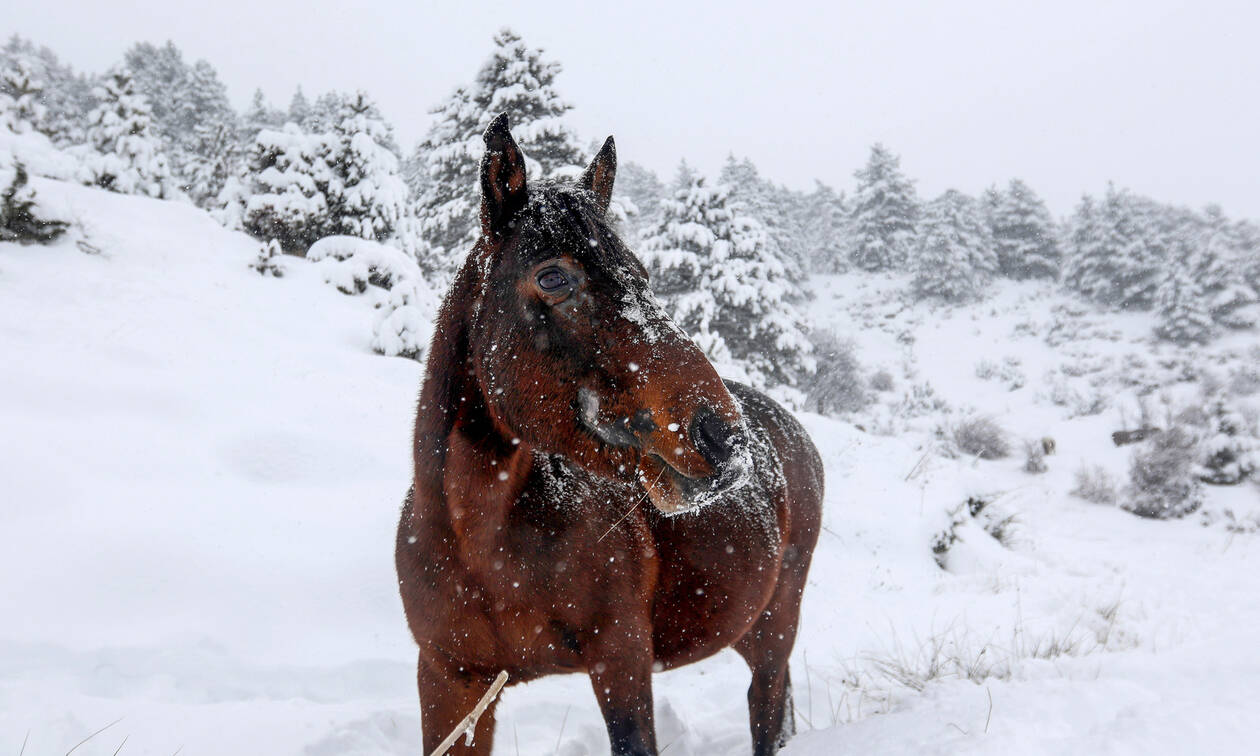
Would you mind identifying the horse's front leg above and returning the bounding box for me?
[585,625,658,756]
[416,651,501,756]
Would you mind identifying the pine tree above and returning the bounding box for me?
[1192,207,1259,328]
[616,160,665,243]
[288,87,310,126]
[1,162,70,244]
[1,36,93,144]
[987,179,1061,280]
[327,91,407,242]
[1063,186,1162,310]
[241,88,285,145]
[641,169,813,387]
[719,155,809,290]
[1153,259,1214,345]
[76,66,174,198]
[180,60,239,206]
[411,28,586,284]
[911,190,998,303]
[233,124,336,252]
[803,180,848,273]
[848,143,918,272]
[0,56,44,134]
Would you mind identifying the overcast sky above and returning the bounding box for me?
[11,0,1260,218]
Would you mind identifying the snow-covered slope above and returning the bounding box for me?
[2,178,1258,755]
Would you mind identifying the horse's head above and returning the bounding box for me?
[464,113,751,515]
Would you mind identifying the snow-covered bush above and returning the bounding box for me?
[371,276,439,361]
[1197,395,1258,485]
[308,235,418,295]
[870,369,895,392]
[1022,439,1048,474]
[1122,427,1203,519]
[1071,464,1118,505]
[0,163,69,245]
[804,329,869,415]
[951,416,1011,459]
[250,239,284,277]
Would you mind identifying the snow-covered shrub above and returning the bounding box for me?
[870,369,895,392]
[951,416,1011,459]
[805,329,869,415]
[1122,427,1203,519]
[250,239,284,277]
[1022,439,1047,474]
[372,276,438,360]
[308,235,419,295]
[1071,465,1118,505]
[1197,395,1257,485]
[975,357,1025,391]
[0,163,68,244]
[1229,363,1260,397]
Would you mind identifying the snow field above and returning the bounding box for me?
[2,178,1258,755]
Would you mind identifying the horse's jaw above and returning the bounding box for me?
[636,443,754,517]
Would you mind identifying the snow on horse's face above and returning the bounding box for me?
[467,115,751,514]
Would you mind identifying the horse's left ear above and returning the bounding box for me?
[480,112,528,239]
[580,136,616,214]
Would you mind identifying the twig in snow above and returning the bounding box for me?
[111,736,129,756]
[65,717,123,756]
[984,687,993,734]
[554,704,571,755]
[428,670,509,756]
[19,730,29,756]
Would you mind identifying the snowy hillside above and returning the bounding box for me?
[4,174,1259,756]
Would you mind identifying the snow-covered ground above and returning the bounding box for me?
[3,177,1258,755]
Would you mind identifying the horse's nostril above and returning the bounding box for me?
[691,409,734,468]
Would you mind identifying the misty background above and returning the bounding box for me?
[9,0,1260,218]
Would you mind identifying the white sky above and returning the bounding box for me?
[11,0,1260,219]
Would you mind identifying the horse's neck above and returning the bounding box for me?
[412,251,527,535]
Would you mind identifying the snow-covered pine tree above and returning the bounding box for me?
[1192,206,1259,328]
[1198,392,1257,485]
[327,91,407,242]
[0,36,93,145]
[288,87,311,127]
[911,190,998,303]
[803,180,849,274]
[179,60,239,207]
[411,28,586,284]
[234,124,336,253]
[0,56,44,134]
[719,155,809,291]
[250,238,284,277]
[240,89,285,145]
[1153,258,1214,345]
[1,162,70,244]
[848,143,918,272]
[987,178,1061,280]
[615,160,665,243]
[76,65,175,198]
[641,169,813,388]
[1063,185,1162,310]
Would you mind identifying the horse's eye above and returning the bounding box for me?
[537,267,570,292]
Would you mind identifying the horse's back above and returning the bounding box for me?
[726,380,824,543]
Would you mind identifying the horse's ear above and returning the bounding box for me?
[580,136,616,215]
[480,113,528,239]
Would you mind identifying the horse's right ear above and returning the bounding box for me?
[480,113,528,239]
[579,136,616,214]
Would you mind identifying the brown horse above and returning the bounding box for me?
[395,113,823,756]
